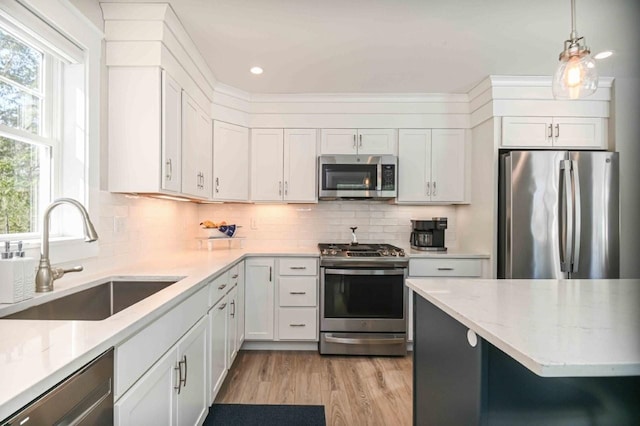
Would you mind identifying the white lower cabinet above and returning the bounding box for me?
[277,308,317,340]
[115,317,208,426]
[245,258,275,340]
[208,296,228,404]
[227,285,239,364]
[407,258,483,342]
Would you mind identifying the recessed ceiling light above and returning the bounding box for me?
[250,66,263,75]
[594,50,614,60]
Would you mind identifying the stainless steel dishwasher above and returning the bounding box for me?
[2,348,113,426]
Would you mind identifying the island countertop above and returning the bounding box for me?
[406,277,640,377]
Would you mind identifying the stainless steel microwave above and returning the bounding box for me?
[318,155,397,200]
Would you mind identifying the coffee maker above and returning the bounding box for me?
[410,218,447,251]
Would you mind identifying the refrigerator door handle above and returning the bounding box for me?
[560,160,574,272]
[571,160,581,273]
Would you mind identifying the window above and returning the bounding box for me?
[0,23,56,236]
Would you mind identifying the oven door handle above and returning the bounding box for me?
[324,268,405,276]
[324,334,405,345]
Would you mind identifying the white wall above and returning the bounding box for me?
[198,202,458,250]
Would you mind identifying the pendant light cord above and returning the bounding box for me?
[570,0,577,40]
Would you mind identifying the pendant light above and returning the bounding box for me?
[552,0,598,99]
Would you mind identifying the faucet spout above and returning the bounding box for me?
[36,198,99,292]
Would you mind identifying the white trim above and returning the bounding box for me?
[249,92,469,104]
[241,341,318,351]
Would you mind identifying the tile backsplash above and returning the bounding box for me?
[198,201,458,249]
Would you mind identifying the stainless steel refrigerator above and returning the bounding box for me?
[498,150,619,279]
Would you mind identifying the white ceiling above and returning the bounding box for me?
[107,0,639,94]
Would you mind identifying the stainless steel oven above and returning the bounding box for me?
[318,243,408,356]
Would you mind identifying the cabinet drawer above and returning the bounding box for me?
[209,271,230,306]
[278,308,317,340]
[409,258,482,277]
[279,258,318,276]
[279,277,317,307]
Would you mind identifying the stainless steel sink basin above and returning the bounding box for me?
[0,279,179,321]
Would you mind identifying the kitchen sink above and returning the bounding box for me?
[0,278,180,321]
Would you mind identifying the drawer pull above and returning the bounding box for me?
[289,291,307,295]
[231,274,239,279]
[218,303,227,310]
[289,323,306,327]
[290,266,307,270]
[218,284,227,290]
[437,267,454,271]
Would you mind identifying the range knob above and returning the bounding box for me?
[381,249,389,256]
[330,249,338,255]
[398,250,406,257]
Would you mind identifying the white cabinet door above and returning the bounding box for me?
[176,317,208,426]
[398,129,431,202]
[283,129,317,202]
[195,107,212,199]
[209,297,228,403]
[501,116,553,147]
[161,70,182,193]
[357,129,396,155]
[237,263,245,345]
[430,129,465,203]
[227,285,239,365]
[320,129,358,154]
[181,93,202,197]
[244,258,275,340]
[213,121,249,200]
[552,117,603,148]
[115,346,177,426]
[251,129,284,201]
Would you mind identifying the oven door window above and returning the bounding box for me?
[321,164,378,191]
[323,271,404,319]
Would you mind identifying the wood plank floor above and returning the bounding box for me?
[215,350,413,426]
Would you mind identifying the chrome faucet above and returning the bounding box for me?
[35,198,99,292]
[350,226,358,245]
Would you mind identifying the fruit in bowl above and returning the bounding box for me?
[200,220,227,229]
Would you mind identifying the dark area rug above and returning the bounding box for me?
[203,403,326,426]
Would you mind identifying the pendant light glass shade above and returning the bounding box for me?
[552,0,598,99]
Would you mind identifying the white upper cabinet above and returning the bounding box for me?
[283,129,317,202]
[109,68,183,195]
[502,116,605,149]
[251,128,317,202]
[182,92,212,199]
[162,71,182,193]
[398,129,465,204]
[213,121,249,201]
[320,129,396,155]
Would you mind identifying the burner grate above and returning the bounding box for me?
[346,252,381,257]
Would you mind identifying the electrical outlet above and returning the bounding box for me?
[250,218,257,229]
[113,216,127,233]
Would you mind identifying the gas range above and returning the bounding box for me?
[318,243,408,268]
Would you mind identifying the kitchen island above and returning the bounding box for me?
[407,278,640,425]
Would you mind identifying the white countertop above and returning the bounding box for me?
[407,277,640,378]
[0,245,487,420]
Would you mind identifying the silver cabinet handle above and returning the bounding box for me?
[230,300,235,317]
[166,159,172,180]
[290,266,307,270]
[353,134,356,150]
[555,124,560,138]
[437,267,454,271]
[269,266,272,282]
[284,181,288,196]
[174,355,187,393]
[433,181,437,196]
[181,355,187,387]
[174,363,182,394]
[218,302,227,310]
[289,324,306,327]
[215,177,219,193]
[548,124,553,139]
[289,291,307,295]
[278,181,282,196]
[426,182,431,196]
[231,274,239,279]
[218,284,227,290]
[359,134,362,148]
